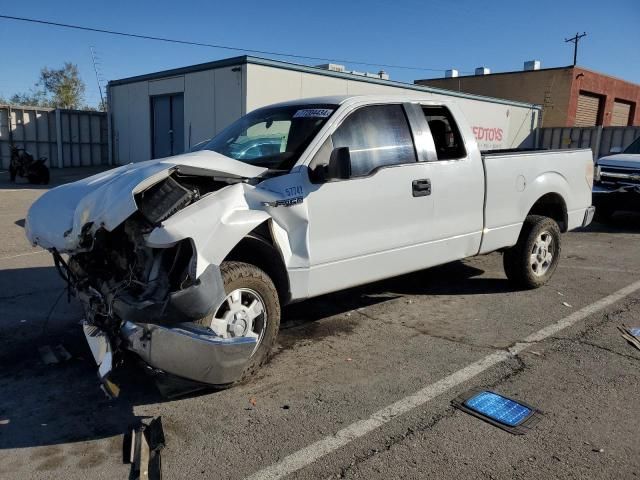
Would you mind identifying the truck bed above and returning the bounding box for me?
[479,148,593,254]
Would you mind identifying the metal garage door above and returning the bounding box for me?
[575,92,601,127]
[151,93,184,159]
[611,101,632,127]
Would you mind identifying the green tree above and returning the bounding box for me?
[2,62,86,109]
[39,63,85,109]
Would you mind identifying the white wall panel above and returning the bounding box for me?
[184,70,216,149]
[214,67,244,132]
[148,76,185,96]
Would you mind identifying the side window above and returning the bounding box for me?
[332,105,417,177]
[422,106,466,160]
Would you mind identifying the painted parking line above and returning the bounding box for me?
[247,278,640,480]
[0,250,46,261]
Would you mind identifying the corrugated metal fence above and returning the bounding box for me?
[537,126,640,159]
[0,105,108,170]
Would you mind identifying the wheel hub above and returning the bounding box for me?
[530,231,554,277]
[207,288,267,356]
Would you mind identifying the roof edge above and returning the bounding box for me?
[108,55,541,109]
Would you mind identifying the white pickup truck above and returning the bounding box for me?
[25,95,595,393]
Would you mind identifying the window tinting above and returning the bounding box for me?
[422,106,466,160]
[332,105,417,177]
[623,136,640,154]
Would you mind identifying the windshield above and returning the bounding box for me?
[623,136,640,154]
[203,104,337,170]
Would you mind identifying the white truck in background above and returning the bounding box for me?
[25,94,595,394]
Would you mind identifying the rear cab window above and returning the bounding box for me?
[422,106,466,160]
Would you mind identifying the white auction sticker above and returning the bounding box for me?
[293,108,333,119]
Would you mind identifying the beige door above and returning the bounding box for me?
[575,93,601,126]
[611,101,632,127]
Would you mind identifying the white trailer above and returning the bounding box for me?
[108,56,541,165]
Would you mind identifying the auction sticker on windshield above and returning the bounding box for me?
[293,109,333,119]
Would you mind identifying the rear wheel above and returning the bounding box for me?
[196,261,280,381]
[503,215,561,289]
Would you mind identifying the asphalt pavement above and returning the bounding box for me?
[0,168,639,479]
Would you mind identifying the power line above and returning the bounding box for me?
[0,14,465,74]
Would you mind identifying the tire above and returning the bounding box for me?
[196,261,280,381]
[503,215,561,289]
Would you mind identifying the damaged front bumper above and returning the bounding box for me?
[79,263,255,391]
[120,321,256,386]
[83,315,256,395]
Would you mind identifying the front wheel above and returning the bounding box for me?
[503,215,561,289]
[196,261,280,381]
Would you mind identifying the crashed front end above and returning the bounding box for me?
[26,157,264,394]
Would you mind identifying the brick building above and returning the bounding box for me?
[415,64,640,127]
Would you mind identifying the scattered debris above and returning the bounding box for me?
[0,419,9,425]
[53,344,72,361]
[452,389,542,435]
[618,325,640,351]
[124,417,165,480]
[249,397,257,407]
[562,302,573,308]
[38,345,59,365]
[526,351,542,357]
[38,344,72,364]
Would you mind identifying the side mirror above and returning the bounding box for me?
[326,147,352,181]
[609,146,623,154]
[309,147,352,183]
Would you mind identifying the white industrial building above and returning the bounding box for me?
[107,56,542,164]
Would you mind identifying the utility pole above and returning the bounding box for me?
[565,32,587,66]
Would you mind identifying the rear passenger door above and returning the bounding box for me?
[304,103,437,296]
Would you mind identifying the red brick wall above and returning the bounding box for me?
[568,67,640,126]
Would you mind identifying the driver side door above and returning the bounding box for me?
[302,103,437,297]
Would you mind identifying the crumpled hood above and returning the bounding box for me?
[25,150,268,251]
[597,153,640,169]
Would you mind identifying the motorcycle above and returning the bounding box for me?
[9,146,50,185]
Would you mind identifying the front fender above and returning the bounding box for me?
[146,183,277,277]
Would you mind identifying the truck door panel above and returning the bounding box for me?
[303,104,436,296]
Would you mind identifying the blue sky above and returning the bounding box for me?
[1,0,638,107]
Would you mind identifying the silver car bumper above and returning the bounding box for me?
[120,321,256,386]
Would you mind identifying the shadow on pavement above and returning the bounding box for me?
[0,255,507,451]
[578,211,640,234]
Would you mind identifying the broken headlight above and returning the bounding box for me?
[137,176,197,224]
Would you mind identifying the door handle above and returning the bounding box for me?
[412,178,431,197]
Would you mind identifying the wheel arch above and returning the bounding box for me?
[223,221,291,306]
[526,192,568,232]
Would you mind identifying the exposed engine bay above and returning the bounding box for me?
[36,166,269,395]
